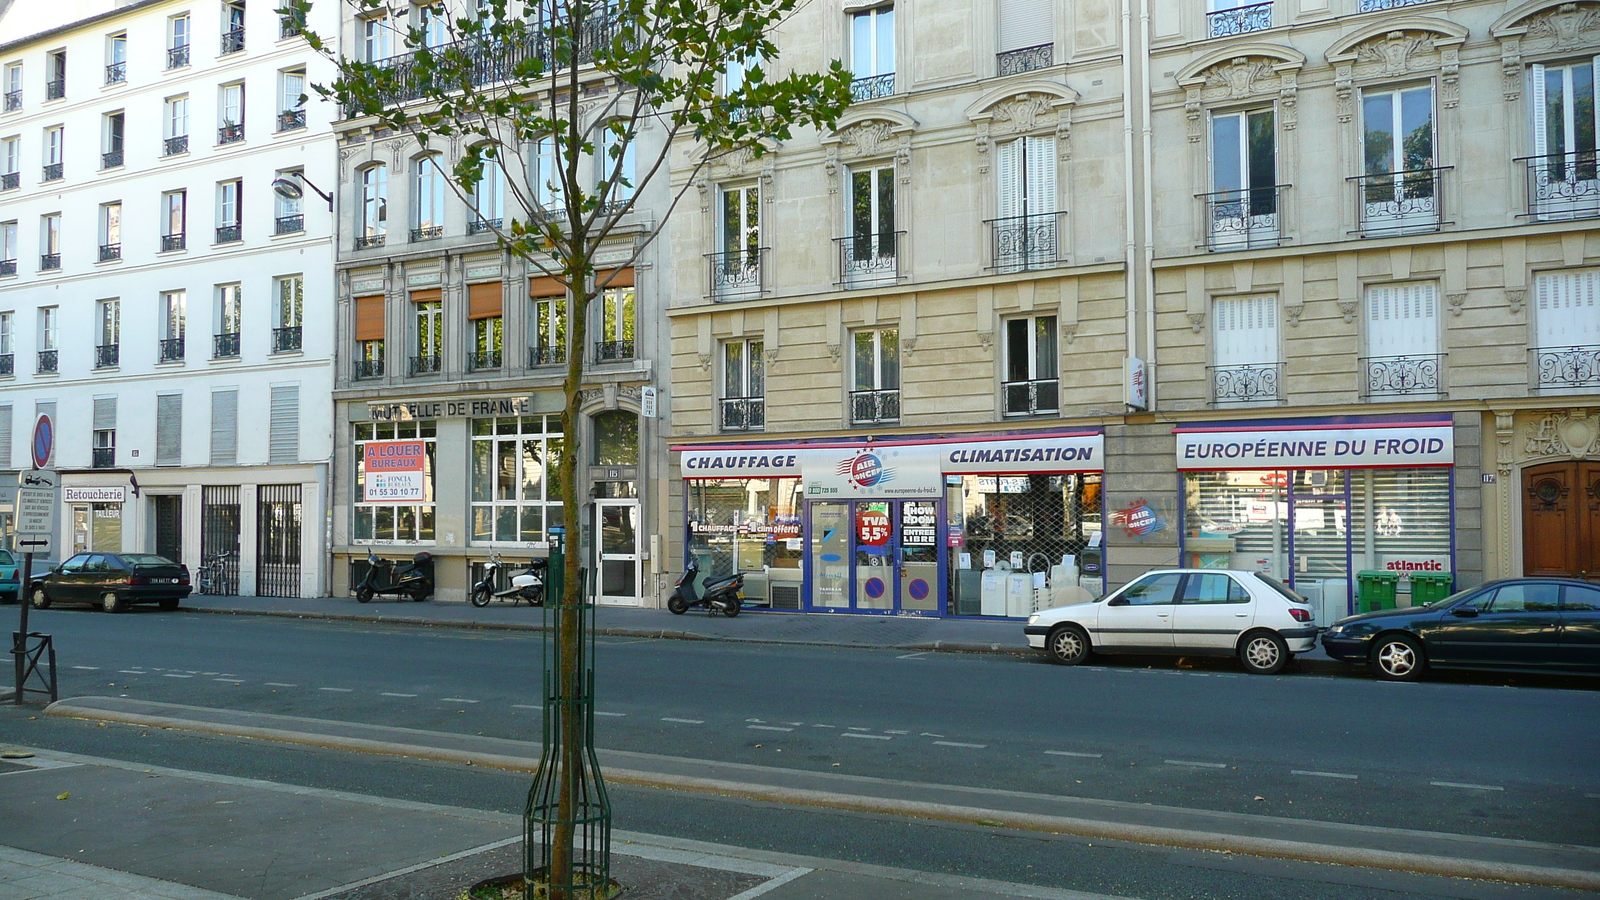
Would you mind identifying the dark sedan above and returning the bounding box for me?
[29,553,192,613]
[1321,578,1600,680]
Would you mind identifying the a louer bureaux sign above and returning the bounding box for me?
[363,440,428,502]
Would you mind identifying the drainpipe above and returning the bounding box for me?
[1121,0,1137,379]
[1140,0,1157,409]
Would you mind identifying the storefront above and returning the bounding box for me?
[1176,414,1455,624]
[677,431,1105,617]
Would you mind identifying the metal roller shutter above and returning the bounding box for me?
[156,394,183,466]
[210,390,238,465]
[269,385,299,464]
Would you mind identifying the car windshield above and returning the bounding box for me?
[1250,572,1307,604]
[0,550,14,566]
[121,554,178,567]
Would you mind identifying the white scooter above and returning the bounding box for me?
[470,552,546,607]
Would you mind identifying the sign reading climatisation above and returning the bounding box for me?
[1175,424,1453,470]
[63,486,126,503]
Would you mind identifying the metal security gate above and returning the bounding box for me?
[154,496,182,563]
[257,484,302,597]
[201,485,241,595]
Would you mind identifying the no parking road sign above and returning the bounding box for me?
[31,414,53,470]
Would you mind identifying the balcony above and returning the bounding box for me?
[988,213,1062,272]
[997,44,1053,77]
[102,150,123,169]
[850,389,900,425]
[469,217,502,235]
[0,259,15,275]
[1003,378,1059,416]
[274,214,304,234]
[595,340,635,363]
[1533,345,1600,391]
[355,234,386,250]
[213,332,240,359]
[1207,2,1273,37]
[0,354,11,375]
[162,233,186,252]
[1,172,16,190]
[92,447,115,468]
[850,73,894,101]
[36,350,58,373]
[409,354,442,376]
[164,135,189,156]
[98,243,121,262]
[1352,168,1447,236]
[707,248,766,300]
[215,224,242,244]
[354,357,385,379]
[470,349,502,370]
[167,45,190,69]
[218,123,244,145]
[410,225,444,242]
[1201,185,1285,251]
[1522,151,1600,222]
[835,232,902,289]
[46,79,64,100]
[273,326,302,353]
[529,344,565,366]
[3,90,19,110]
[277,109,306,131]
[221,28,245,54]
[40,253,60,270]
[42,162,62,182]
[158,337,185,363]
[95,344,119,368]
[1359,0,1435,9]
[1209,362,1282,404]
[1361,353,1444,399]
[105,62,125,84]
[719,397,765,432]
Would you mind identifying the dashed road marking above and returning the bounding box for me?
[441,698,479,704]
[748,725,793,732]
[595,711,626,717]
[118,670,145,675]
[318,687,353,693]
[661,718,704,724]
[162,674,192,679]
[842,733,891,741]
[1586,793,1600,800]
[1165,760,1228,769]
[513,704,542,710]
[1431,781,1503,791]
[847,727,870,732]
[885,730,910,735]
[811,724,836,728]
[932,741,987,749]
[381,692,418,698]
[71,666,99,671]
[265,682,296,688]
[896,652,927,659]
[1046,751,1103,759]
[214,679,243,684]
[920,732,945,738]
[1292,770,1357,780]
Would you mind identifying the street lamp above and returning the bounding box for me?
[271,172,333,211]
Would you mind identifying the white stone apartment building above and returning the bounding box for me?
[0,0,340,597]
[666,0,1600,621]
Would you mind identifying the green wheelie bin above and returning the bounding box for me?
[1408,571,1454,608]
[1357,570,1398,613]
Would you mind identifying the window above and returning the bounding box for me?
[46,51,65,100]
[1206,0,1272,39]
[596,123,635,209]
[533,135,564,211]
[1360,85,1437,234]
[274,168,304,232]
[274,274,303,352]
[162,190,187,250]
[530,289,565,365]
[596,286,634,361]
[156,394,182,466]
[97,299,119,368]
[164,96,189,155]
[37,307,58,373]
[1003,315,1058,415]
[852,328,899,423]
[413,295,442,373]
[215,284,241,358]
[39,213,60,270]
[161,290,186,362]
[1210,295,1278,403]
[850,6,894,99]
[715,183,761,297]
[105,33,127,85]
[355,419,438,542]
[1181,573,1251,604]
[3,63,20,111]
[1529,61,1600,220]
[222,1,246,54]
[269,384,298,463]
[0,221,16,274]
[843,164,897,286]
[0,311,12,360]
[468,415,561,544]
[2,136,18,190]
[1120,572,1183,606]
[353,294,385,377]
[993,135,1056,271]
[168,15,191,68]
[469,149,503,230]
[218,82,244,144]
[592,410,638,466]
[1208,108,1278,249]
[99,202,121,261]
[420,4,449,48]
[412,154,445,240]
[93,425,116,468]
[473,316,502,369]
[1363,283,1440,398]
[1532,269,1600,390]
[102,111,124,168]
[358,164,387,246]
[362,13,391,63]
[721,339,764,431]
[1463,583,1560,614]
[722,51,761,96]
[997,0,1053,74]
[216,179,242,242]
[42,125,62,181]
[278,68,306,130]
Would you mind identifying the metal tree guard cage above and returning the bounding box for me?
[524,536,612,899]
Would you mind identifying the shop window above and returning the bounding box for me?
[592,410,637,466]
[686,478,803,607]
[353,419,437,542]
[851,328,899,424]
[470,415,563,544]
[1210,295,1278,404]
[721,339,764,431]
[948,472,1102,616]
[1002,315,1058,416]
[1363,283,1440,399]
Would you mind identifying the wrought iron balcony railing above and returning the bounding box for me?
[1521,151,1600,222]
[46,79,64,100]
[221,28,245,54]
[409,354,442,376]
[92,447,115,468]
[594,340,635,363]
[218,123,244,144]
[410,225,444,242]
[36,350,58,373]
[707,247,766,300]
[39,253,60,270]
[851,389,901,424]
[850,73,894,101]
[102,150,123,169]
[354,357,385,379]
[1207,1,1273,37]
[277,109,306,131]
[471,349,502,370]
[1,172,16,190]
[274,214,303,234]
[158,337,185,362]
[3,90,19,110]
[164,135,189,156]
[529,344,565,366]
[0,259,14,275]
[1200,185,1285,251]
[469,217,502,235]
[1209,362,1282,404]
[105,62,126,84]
[95,344,119,368]
[98,243,120,262]
[1361,353,1444,398]
[42,162,62,181]
[1352,167,1447,236]
[0,353,11,375]
[719,396,765,431]
[215,224,241,243]
[835,232,902,288]
[987,212,1062,272]
[997,43,1052,76]
[272,326,302,353]
[354,234,385,250]
[162,233,186,252]
[1533,345,1600,390]
[213,331,240,359]
[1003,378,1059,416]
[167,45,190,68]
[1359,0,1434,9]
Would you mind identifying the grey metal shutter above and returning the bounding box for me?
[998,0,1053,53]
[0,406,11,469]
[35,401,55,466]
[210,390,238,466]
[93,397,117,431]
[269,385,299,464]
[156,394,183,466]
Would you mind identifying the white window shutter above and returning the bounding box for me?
[156,394,183,466]
[0,405,11,468]
[1025,135,1056,216]
[996,139,1022,220]
[269,385,300,464]
[93,397,117,432]
[1213,296,1276,366]
[998,0,1053,53]
[1366,283,1438,357]
[210,390,238,466]
[1535,270,1600,348]
[1531,64,1548,160]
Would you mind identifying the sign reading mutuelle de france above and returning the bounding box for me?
[366,397,538,421]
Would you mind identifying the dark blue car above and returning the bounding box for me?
[1321,578,1600,680]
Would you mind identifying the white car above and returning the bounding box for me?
[1024,569,1319,675]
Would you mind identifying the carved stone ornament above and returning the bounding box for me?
[1060,324,1078,345]
[1524,409,1600,459]
[1338,298,1359,324]
[1284,302,1305,327]
[826,343,842,363]
[965,84,1078,159]
[1507,288,1527,314]
[1495,2,1600,100]
[764,346,779,366]
[837,121,896,158]
[1355,31,1436,75]
[977,331,994,350]
[900,337,917,355]
[991,93,1056,136]
[1204,57,1278,100]
[1187,312,1206,333]
[1329,26,1466,118]
[697,352,713,371]
[1446,292,1467,316]
[1180,54,1301,140]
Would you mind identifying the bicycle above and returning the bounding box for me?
[196,551,235,595]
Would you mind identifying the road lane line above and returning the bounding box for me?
[847,726,870,731]
[1046,751,1103,758]
[747,725,793,732]
[118,670,145,675]
[1292,770,1357,780]
[841,733,891,741]
[1586,793,1600,799]
[595,711,626,717]
[1165,760,1228,769]
[811,724,835,728]
[440,698,479,704]
[896,652,927,659]
[214,679,243,684]
[513,704,541,710]
[885,730,910,735]
[162,674,192,679]
[932,741,987,749]
[71,666,99,671]
[661,718,704,724]
[318,687,353,693]
[1432,781,1504,791]
[264,682,296,688]
[381,692,418,698]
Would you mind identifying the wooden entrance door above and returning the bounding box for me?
[1523,462,1600,581]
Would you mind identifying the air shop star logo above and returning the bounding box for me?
[838,448,895,490]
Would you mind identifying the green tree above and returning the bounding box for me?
[283,2,851,896]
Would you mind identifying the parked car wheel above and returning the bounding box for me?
[1370,633,1425,682]
[1239,631,1289,675]
[159,598,180,611]
[30,586,50,609]
[101,592,125,614]
[1048,624,1091,666]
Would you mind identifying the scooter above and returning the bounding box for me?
[471,553,546,607]
[355,551,434,603]
[667,558,743,617]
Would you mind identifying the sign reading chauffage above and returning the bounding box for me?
[363,440,427,502]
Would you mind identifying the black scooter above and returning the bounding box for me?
[355,551,434,603]
[668,558,743,617]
